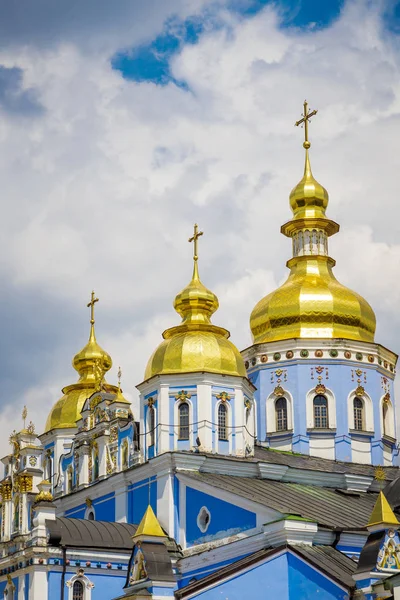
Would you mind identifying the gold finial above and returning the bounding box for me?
[188,223,203,263]
[22,406,27,430]
[375,465,387,491]
[295,100,318,149]
[117,366,122,391]
[87,291,99,326]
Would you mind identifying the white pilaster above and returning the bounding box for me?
[197,383,212,452]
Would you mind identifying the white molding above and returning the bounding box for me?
[263,518,318,547]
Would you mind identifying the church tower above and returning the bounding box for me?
[243,102,398,465]
[138,225,256,459]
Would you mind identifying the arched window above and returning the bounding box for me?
[92,443,99,481]
[87,510,94,521]
[353,397,364,431]
[148,406,155,447]
[275,397,288,431]
[218,404,228,441]
[313,395,328,428]
[121,439,129,470]
[67,466,73,493]
[382,399,394,438]
[178,402,190,440]
[72,580,84,600]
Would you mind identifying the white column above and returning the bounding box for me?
[78,447,89,487]
[97,436,107,478]
[234,387,245,456]
[157,470,174,536]
[115,485,127,523]
[157,384,170,454]
[18,574,26,600]
[30,568,48,599]
[196,383,212,453]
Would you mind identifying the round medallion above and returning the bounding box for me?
[329,349,338,358]
[367,354,374,363]
[251,357,257,366]
[315,350,323,358]
[245,361,249,369]
[286,350,294,359]
[300,350,309,358]
[356,352,363,361]
[344,351,351,359]
[273,352,281,361]
[384,361,388,369]
[261,354,268,363]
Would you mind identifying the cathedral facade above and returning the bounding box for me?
[0,104,398,600]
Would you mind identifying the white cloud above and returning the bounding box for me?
[0,0,400,457]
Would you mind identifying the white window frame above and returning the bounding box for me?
[66,572,94,600]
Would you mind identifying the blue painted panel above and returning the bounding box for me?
[128,477,157,524]
[48,571,61,599]
[89,573,126,599]
[193,553,289,600]
[185,487,256,546]
[288,552,348,600]
[179,554,249,588]
[25,573,29,600]
[65,504,86,519]
[94,492,115,521]
[0,582,6,596]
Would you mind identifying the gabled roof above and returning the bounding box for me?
[368,492,400,528]
[46,517,137,550]
[254,447,398,479]
[175,544,357,599]
[180,471,381,529]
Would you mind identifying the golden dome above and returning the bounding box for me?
[145,228,246,380]
[45,293,127,432]
[250,255,376,343]
[250,102,376,345]
[289,149,329,220]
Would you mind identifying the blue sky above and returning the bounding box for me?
[0,0,400,449]
[113,0,347,85]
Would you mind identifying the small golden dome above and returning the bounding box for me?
[145,231,246,380]
[250,255,376,343]
[289,149,329,220]
[45,293,124,432]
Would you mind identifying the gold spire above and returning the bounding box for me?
[250,102,376,344]
[144,224,246,380]
[133,505,166,538]
[368,492,399,528]
[44,292,118,432]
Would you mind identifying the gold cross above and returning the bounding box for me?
[295,100,318,149]
[117,366,122,390]
[87,291,99,325]
[188,223,203,262]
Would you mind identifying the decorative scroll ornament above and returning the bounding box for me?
[216,391,231,402]
[19,475,33,493]
[273,385,285,397]
[27,421,35,435]
[383,392,391,404]
[175,390,192,401]
[355,385,365,396]
[147,397,155,407]
[315,383,326,395]
[244,399,251,410]
[374,465,386,484]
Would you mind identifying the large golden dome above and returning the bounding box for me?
[145,228,246,380]
[45,294,127,432]
[250,103,376,345]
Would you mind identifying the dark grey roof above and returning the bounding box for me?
[294,544,357,588]
[356,530,385,574]
[254,446,399,479]
[175,545,356,599]
[140,541,175,582]
[181,471,379,529]
[47,517,137,550]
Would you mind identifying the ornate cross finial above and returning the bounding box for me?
[22,406,27,429]
[295,100,318,149]
[117,366,122,390]
[87,291,99,325]
[188,223,203,262]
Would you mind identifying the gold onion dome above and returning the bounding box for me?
[250,101,376,344]
[45,292,128,432]
[145,225,246,380]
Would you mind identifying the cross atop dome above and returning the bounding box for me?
[295,100,318,149]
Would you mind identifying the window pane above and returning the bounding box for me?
[149,407,155,447]
[218,404,227,440]
[179,403,190,440]
[73,580,84,600]
[353,397,363,430]
[275,397,288,431]
[313,395,328,428]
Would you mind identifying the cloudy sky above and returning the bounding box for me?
[0,0,399,455]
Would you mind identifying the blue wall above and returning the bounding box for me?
[49,571,126,599]
[128,477,157,524]
[194,553,289,600]
[64,491,115,521]
[185,486,256,546]
[189,551,349,600]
